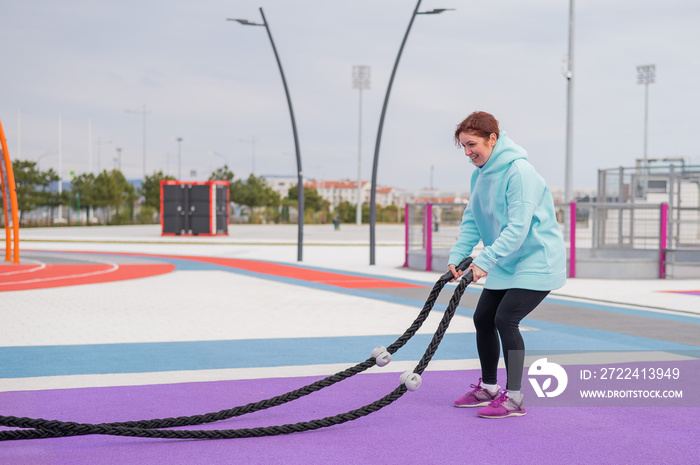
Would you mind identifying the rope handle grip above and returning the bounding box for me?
[440,257,473,282]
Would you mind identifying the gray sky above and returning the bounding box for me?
[2,0,699,192]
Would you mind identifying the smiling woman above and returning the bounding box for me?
[448,110,566,419]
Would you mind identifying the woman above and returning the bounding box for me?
[448,111,566,419]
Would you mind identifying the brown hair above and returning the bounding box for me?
[454,111,499,146]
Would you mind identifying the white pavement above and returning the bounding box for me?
[12,223,700,316]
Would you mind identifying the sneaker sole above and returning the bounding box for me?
[478,411,527,419]
[454,401,492,408]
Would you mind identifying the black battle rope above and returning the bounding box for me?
[0,264,473,441]
[0,270,453,441]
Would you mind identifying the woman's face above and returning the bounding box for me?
[458,131,497,167]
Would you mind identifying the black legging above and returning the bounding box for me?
[473,288,549,391]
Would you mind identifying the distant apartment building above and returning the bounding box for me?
[262,175,485,210]
[398,189,470,205]
[304,180,368,206]
[263,175,299,199]
[305,180,400,209]
[262,175,401,209]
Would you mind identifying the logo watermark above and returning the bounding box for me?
[516,350,699,407]
[527,358,568,397]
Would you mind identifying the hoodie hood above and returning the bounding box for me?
[478,130,528,176]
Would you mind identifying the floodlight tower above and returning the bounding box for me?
[353,65,371,226]
[637,64,655,197]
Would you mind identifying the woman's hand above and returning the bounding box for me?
[447,264,463,282]
[467,264,487,282]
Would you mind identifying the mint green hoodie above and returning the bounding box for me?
[448,131,566,291]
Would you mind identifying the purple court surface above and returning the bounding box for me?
[3,370,699,465]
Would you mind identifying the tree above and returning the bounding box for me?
[209,165,234,182]
[93,170,135,224]
[71,173,96,222]
[209,165,235,208]
[45,186,71,224]
[286,185,329,212]
[285,185,329,224]
[379,204,400,223]
[11,159,59,223]
[230,174,280,210]
[335,200,356,223]
[140,171,176,210]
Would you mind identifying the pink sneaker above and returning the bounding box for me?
[477,391,526,418]
[454,378,500,408]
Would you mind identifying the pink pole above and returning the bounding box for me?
[403,203,410,267]
[425,203,432,271]
[659,203,668,279]
[569,202,576,278]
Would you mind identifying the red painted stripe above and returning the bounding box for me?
[12,250,425,290]
[1,264,113,280]
[0,264,38,272]
[47,251,423,289]
[661,290,700,296]
[0,264,175,292]
[180,256,424,289]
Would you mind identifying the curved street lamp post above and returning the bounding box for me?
[228,9,304,262]
[369,1,453,265]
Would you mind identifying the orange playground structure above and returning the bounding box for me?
[0,117,20,263]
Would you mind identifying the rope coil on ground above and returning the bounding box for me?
[0,261,473,441]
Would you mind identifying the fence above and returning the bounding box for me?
[405,163,700,278]
[405,200,700,279]
[4,205,144,227]
[567,202,664,250]
[566,202,668,278]
[595,163,700,278]
[404,202,467,272]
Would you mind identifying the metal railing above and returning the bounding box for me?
[406,200,700,278]
[404,202,466,271]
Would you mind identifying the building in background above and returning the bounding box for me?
[260,175,601,209]
[262,175,300,199]
[305,180,371,208]
[263,175,404,210]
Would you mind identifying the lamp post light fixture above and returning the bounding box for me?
[227,8,304,262]
[353,65,371,226]
[637,64,655,197]
[176,137,183,180]
[369,1,454,265]
[115,147,122,171]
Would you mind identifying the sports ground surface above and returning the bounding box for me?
[2,224,699,464]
